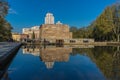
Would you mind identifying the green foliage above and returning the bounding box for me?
[70,26,92,38]
[91,4,120,41]
[32,31,35,39]
[0,0,12,41]
[71,4,120,42]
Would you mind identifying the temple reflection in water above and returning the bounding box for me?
[40,47,72,69]
[22,45,72,69]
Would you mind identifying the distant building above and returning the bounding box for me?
[21,34,29,41]
[40,12,72,44]
[12,33,21,41]
[56,21,62,25]
[40,24,72,43]
[21,13,95,44]
[45,13,54,24]
[22,13,72,44]
[22,26,40,40]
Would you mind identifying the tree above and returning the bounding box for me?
[90,4,120,42]
[111,4,120,42]
[0,0,12,41]
[32,31,35,39]
[70,3,120,42]
[0,0,9,17]
[91,6,114,41]
[70,26,92,38]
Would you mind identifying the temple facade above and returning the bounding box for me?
[22,13,72,44]
[40,24,72,43]
[40,12,72,44]
[22,26,40,40]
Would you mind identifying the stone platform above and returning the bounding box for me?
[0,42,21,79]
[0,42,21,60]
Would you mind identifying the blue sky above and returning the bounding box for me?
[6,0,115,33]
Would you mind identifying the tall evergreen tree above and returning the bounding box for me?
[32,31,35,40]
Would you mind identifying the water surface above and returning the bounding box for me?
[1,45,120,80]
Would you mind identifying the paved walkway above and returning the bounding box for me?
[0,42,21,79]
[0,42,21,59]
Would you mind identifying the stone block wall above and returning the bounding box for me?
[40,24,72,40]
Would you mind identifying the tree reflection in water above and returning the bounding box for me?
[73,46,120,80]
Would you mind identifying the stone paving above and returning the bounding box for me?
[0,42,21,79]
[0,42,21,59]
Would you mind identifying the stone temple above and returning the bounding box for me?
[40,13,72,44]
[22,12,72,44]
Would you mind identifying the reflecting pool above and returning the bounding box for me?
[1,45,120,80]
